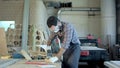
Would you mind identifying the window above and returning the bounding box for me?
[0,21,15,31]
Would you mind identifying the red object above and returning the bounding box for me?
[80,50,89,56]
[87,34,94,39]
[97,38,101,44]
[87,36,93,39]
[25,61,48,65]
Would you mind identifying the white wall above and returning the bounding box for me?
[57,0,101,38]
[58,11,101,38]
[0,0,24,24]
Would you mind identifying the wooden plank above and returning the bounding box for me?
[0,28,8,56]
[20,49,32,60]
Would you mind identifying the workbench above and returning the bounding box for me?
[104,61,120,68]
[0,59,61,68]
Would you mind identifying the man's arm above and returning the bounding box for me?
[56,47,65,58]
[47,32,56,45]
[56,23,73,58]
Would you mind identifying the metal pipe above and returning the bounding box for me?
[58,7,100,15]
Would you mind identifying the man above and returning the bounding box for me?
[47,16,81,68]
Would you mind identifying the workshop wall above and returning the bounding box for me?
[0,0,101,40]
[0,0,48,32]
[0,0,100,38]
[0,0,24,24]
[57,0,101,38]
[58,11,101,38]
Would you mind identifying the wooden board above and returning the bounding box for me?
[7,60,61,68]
[104,61,120,68]
[0,28,8,56]
[20,49,32,60]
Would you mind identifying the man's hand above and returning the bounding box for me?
[48,56,59,63]
[56,47,65,59]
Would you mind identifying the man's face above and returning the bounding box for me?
[50,25,56,32]
[50,25,59,33]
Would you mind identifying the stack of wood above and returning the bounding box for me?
[0,28,9,56]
